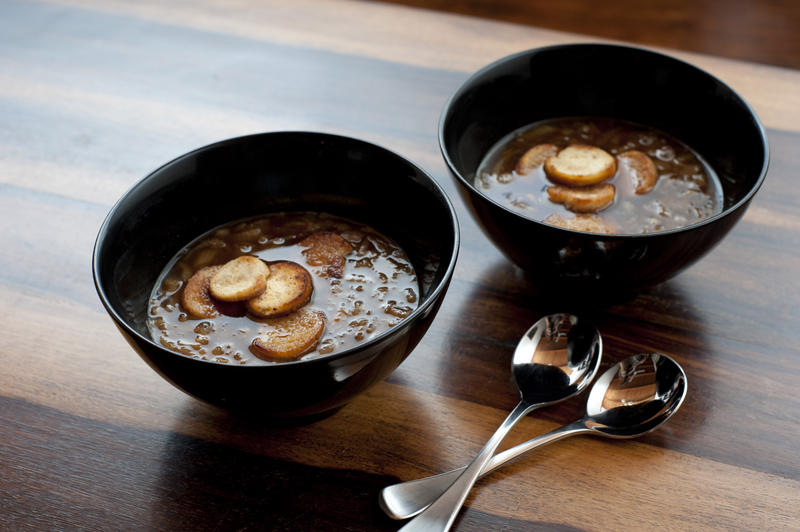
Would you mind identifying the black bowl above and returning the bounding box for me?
[440,43,768,299]
[93,132,459,421]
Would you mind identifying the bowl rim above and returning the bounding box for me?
[438,42,770,239]
[92,130,461,368]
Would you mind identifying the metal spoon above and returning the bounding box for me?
[381,352,687,523]
[393,313,603,532]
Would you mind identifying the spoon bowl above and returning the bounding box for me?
[585,352,687,437]
[514,313,603,404]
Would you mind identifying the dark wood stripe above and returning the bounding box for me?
[0,396,396,531]
[0,395,590,531]
[377,0,800,70]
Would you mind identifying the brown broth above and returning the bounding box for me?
[476,117,723,234]
[147,212,419,365]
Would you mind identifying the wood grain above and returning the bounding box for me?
[378,0,800,71]
[2,0,800,530]
[40,0,800,132]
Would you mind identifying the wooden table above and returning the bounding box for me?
[2,1,799,530]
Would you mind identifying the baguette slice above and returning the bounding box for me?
[246,260,313,318]
[251,308,326,361]
[547,183,615,213]
[300,231,353,279]
[515,143,559,175]
[543,213,615,234]
[181,265,222,318]
[618,150,658,194]
[544,144,617,186]
[209,256,270,302]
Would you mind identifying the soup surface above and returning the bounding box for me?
[147,212,419,365]
[475,117,723,234]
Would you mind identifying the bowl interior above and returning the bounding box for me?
[94,132,458,354]
[441,44,768,216]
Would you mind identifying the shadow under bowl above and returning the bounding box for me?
[440,43,768,300]
[93,131,459,422]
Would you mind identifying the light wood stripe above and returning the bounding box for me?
[47,0,800,133]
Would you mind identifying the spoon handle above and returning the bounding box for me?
[380,419,590,521]
[398,400,535,532]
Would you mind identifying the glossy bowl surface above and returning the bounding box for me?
[440,43,768,298]
[93,132,459,421]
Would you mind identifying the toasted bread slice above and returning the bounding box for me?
[181,265,221,318]
[544,145,617,186]
[543,213,615,234]
[515,143,559,175]
[251,308,326,361]
[208,256,270,302]
[246,260,313,318]
[547,183,615,213]
[618,150,658,194]
[300,231,353,279]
